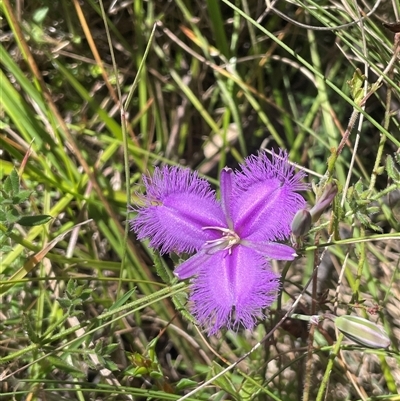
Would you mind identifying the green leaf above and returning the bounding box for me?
[6,208,21,224]
[207,361,239,400]
[386,155,400,183]
[71,298,83,307]
[154,251,174,283]
[130,366,147,377]
[104,359,119,372]
[0,210,7,222]
[367,206,380,214]
[94,353,106,366]
[108,287,137,311]
[0,227,13,242]
[366,221,383,233]
[149,370,163,379]
[75,284,86,298]
[147,337,159,362]
[3,169,19,196]
[66,279,76,299]
[12,190,32,204]
[346,185,354,200]
[94,341,103,354]
[102,343,120,356]
[32,7,49,24]
[9,169,19,194]
[356,212,383,232]
[239,375,263,401]
[0,245,13,252]
[175,378,198,391]
[80,288,93,301]
[355,199,370,206]
[0,198,13,206]
[376,166,385,176]
[172,292,196,324]
[347,68,366,104]
[57,297,72,309]
[46,355,86,378]
[354,179,364,194]
[18,215,52,226]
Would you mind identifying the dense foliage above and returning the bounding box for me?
[1,0,400,400]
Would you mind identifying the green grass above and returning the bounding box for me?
[1,0,400,400]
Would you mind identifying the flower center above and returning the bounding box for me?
[201,226,241,255]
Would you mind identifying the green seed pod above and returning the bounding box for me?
[334,315,390,349]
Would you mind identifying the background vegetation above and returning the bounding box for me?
[1,0,400,399]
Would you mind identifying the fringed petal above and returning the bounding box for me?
[232,150,308,240]
[130,166,225,254]
[190,246,280,335]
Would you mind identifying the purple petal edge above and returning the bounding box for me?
[130,166,225,254]
[189,246,280,335]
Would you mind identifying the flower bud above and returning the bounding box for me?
[291,209,312,237]
[334,315,390,349]
[309,183,338,222]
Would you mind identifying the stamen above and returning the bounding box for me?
[202,226,241,255]
[202,226,232,234]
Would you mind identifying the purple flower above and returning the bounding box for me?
[130,150,307,335]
